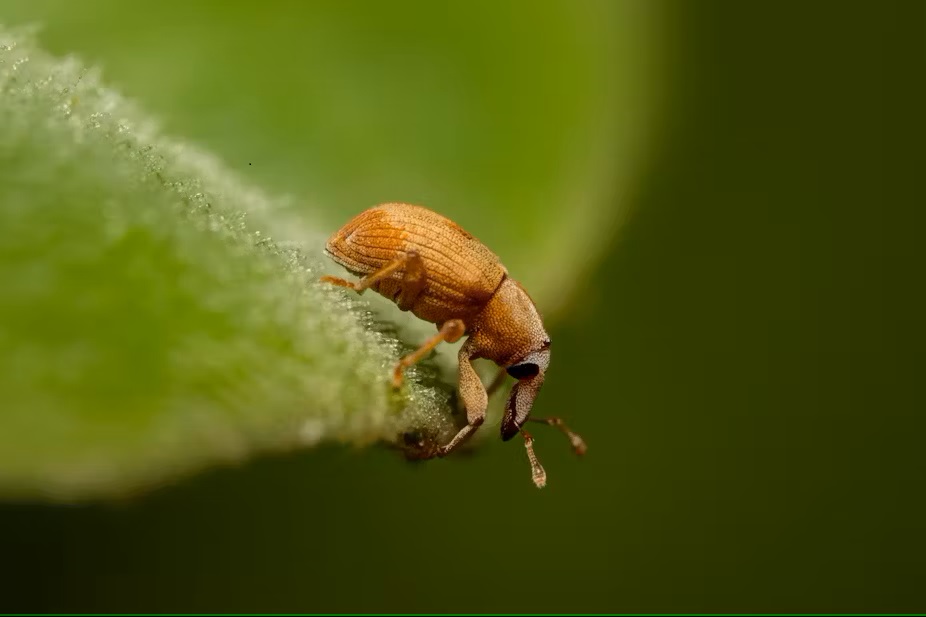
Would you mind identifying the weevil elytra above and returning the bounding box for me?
[320,202,585,487]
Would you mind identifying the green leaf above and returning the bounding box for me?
[0,26,459,502]
[1,0,663,322]
[0,0,663,501]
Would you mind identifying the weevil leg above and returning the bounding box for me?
[437,340,488,457]
[392,318,465,389]
[394,250,425,312]
[528,416,587,456]
[448,366,504,415]
[318,274,359,290]
[320,251,425,306]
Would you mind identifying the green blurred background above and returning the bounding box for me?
[1,0,921,613]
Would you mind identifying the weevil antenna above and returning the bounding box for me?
[529,416,587,456]
[522,430,547,488]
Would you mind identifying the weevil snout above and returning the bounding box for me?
[501,375,543,440]
[500,348,549,441]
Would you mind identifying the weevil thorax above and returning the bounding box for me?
[471,277,550,371]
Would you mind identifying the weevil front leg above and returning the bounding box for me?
[392,318,466,389]
[320,250,426,311]
[437,340,487,457]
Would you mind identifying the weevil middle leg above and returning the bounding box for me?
[392,318,465,389]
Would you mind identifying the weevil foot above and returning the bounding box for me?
[319,274,363,293]
[391,363,405,389]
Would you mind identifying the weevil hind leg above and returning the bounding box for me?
[392,318,466,389]
[320,250,425,303]
[318,274,360,291]
[394,250,425,311]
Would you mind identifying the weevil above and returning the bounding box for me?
[320,202,585,487]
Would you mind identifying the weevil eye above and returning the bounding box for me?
[507,362,540,380]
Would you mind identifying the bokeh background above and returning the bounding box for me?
[1,0,921,613]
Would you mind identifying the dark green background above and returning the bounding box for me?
[2,1,922,613]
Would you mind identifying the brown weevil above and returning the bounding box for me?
[320,202,585,487]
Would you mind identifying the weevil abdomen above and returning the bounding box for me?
[325,203,507,322]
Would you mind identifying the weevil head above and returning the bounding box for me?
[469,277,552,440]
[500,339,551,441]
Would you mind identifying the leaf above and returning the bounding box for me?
[0,26,459,502]
[1,0,663,321]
